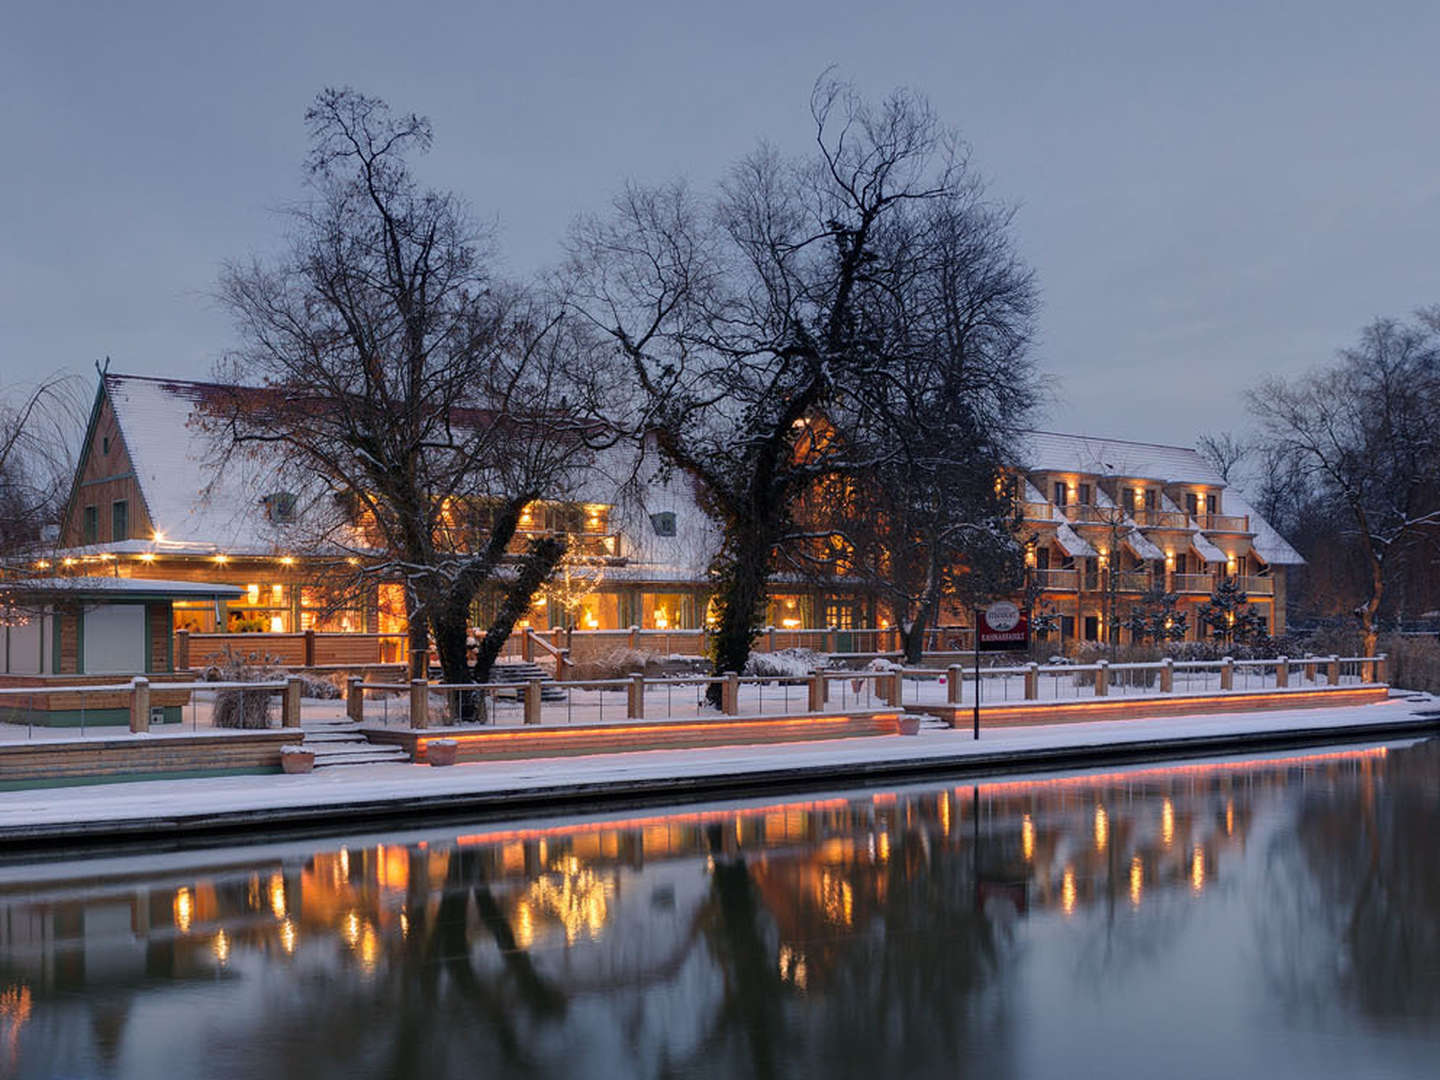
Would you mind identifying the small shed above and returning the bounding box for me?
[0,578,243,726]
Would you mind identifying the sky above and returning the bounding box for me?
[3,0,1439,448]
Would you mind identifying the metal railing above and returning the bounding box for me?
[0,678,297,739]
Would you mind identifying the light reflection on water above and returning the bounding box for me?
[2,740,1439,1078]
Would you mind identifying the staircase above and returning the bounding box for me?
[303,718,411,769]
[490,662,567,701]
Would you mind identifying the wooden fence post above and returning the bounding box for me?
[1374,653,1387,685]
[557,650,572,682]
[1220,657,1234,691]
[1094,660,1109,697]
[1328,655,1341,686]
[628,673,646,719]
[628,625,639,650]
[808,671,826,712]
[303,629,316,668]
[283,676,303,728]
[175,630,190,670]
[130,677,150,733]
[409,679,429,730]
[826,627,837,654]
[722,673,740,715]
[525,678,543,725]
[1024,662,1039,701]
[1275,657,1289,689]
[346,677,364,723]
[1303,658,1317,684]
[1160,657,1174,694]
[947,664,963,705]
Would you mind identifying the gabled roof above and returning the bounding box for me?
[98,373,296,554]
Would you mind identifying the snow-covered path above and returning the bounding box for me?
[0,693,1433,842]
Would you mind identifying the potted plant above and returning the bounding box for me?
[281,744,316,773]
[895,713,923,736]
[427,738,458,767]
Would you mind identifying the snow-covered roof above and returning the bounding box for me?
[103,374,300,554]
[1020,430,1228,487]
[1220,489,1304,565]
[1123,530,1166,561]
[1,577,243,600]
[1053,522,1099,558]
[1190,533,1229,564]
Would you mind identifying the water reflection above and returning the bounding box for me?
[0,741,1436,1078]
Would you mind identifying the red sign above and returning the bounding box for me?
[977,601,1029,652]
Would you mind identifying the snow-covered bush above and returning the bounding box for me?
[744,648,827,679]
[575,647,659,681]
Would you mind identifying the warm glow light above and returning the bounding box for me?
[513,900,535,949]
[279,918,297,955]
[1129,855,1143,907]
[1225,801,1235,836]
[34,559,50,569]
[938,792,951,836]
[1162,798,1175,846]
[62,558,76,567]
[780,617,802,629]
[1094,805,1109,852]
[213,929,230,966]
[1191,846,1206,893]
[214,554,229,565]
[280,555,296,566]
[269,615,285,632]
[1021,814,1035,861]
[152,531,165,542]
[140,552,155,563]
[174,887,194,933]
[268,873,286,919]
[877,831,890,863]
[246,584,260,604]
[1061,867,1077,916]
[342,911,361,948]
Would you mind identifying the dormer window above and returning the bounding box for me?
[649,511,677,537]
[262,492,297,524]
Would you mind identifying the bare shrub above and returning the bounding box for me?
[208,653,283,729]
[1380,635,1440,694]
[745,649,829,679]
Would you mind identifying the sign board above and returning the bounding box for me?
[977,601,1029,652]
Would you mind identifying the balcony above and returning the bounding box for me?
[1239,575,1274,596]
[1130,508,1190,530]
[1112,570,1154,593]
[1061,504,1126,525]
[1021,500,1055,521]
[1196,513,1249,532]
[1033,568,1078,591]
[506,532,623,559]
[1172,573,1215,594]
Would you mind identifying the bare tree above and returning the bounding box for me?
[1195,431,1249,485]
[0,374,79,561]
[568,76,1036,695]
[1248,312,1440,655]
[213,88,615,698]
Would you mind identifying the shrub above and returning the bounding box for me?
[574,647,659,681]
[208,653,283,729]
[745,648,828,679]
[1379,635,1440,694]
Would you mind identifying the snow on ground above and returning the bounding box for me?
[0,694,1431,831]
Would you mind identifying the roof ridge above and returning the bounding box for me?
[1024,428,1206,456]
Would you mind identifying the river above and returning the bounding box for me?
[1,738,1437,1078]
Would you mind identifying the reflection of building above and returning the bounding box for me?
[20,374,1302,657]
[0,744,1392,1073]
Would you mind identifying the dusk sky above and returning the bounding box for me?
[4,0,1439,448]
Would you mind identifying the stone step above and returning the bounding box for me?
[313,753,412,769]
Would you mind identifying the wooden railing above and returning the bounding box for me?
[179,631,408,669]
[1130,508,1189,529]
[1171,574,1215,593]
[1239,576,1274,596]
[1033,569,1079,591]
[1196,513,1249,532]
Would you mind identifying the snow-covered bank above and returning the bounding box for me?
[0,694,1434,847]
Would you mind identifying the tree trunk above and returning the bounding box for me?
[707,532,774,708]
[471,537,566,684]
